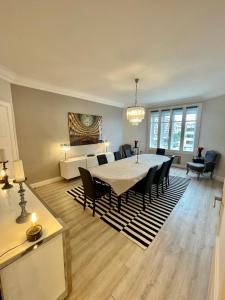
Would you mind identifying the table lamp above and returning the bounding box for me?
[60,143,71,161]
[105,140,110,153]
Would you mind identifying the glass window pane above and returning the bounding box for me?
[183,107,198,152]
[170,109,183,150]
[150,111,159,148]
[160,110,170,149]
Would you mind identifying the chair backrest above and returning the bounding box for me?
[204,151,220,172]
[143,166,158,194]
[124,148,132,158]
[121,144,132,157]
[157,160,171,184]
[165,156,175,178]
[97,154,108,165]
[156,148,165,155]
[205,150,219,163]
[114,151,122,161]
[78,167,96,200]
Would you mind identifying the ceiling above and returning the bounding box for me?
[1,0,225,107]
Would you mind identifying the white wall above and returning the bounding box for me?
[199,96,225,179]
[0,78,12,102]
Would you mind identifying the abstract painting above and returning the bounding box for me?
[68,112,102,146]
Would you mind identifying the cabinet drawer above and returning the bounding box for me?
[60,159,86,179]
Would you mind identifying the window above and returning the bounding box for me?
[149,105,200,152]
[160,110,170,149]
[170,108,183,150]
[183,106,198,152]
[149,111,159,148]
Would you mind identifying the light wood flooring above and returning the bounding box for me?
[35,168,222,300]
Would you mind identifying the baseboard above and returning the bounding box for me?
[173,164,186,169]
[30,176,63,188]
[214,175,224,183]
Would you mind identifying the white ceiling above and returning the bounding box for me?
[1,0,225,107]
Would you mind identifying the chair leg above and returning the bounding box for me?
[109,189,112,207]
[84,195,87,210]
[143,194,146,211]
[149,188,152,204]
[211,171,214,179]
[161,183,164,194]
[118,195,121,212]
[93,199,96,217]
[186,167,189,175]
[167,176,170,186]
[126,191,129,204]
[165,177,168,188]
[157,184,159,198]
[197,172,200,180]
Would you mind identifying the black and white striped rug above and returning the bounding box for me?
[67,176,190,249]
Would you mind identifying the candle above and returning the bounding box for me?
[1,169,6,179]
[31,212,37,226]
[0,149,6,162]
[13,160,25,182]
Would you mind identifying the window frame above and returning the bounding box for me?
[147,103,202,154]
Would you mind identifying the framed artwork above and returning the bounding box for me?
[68,112,102,146]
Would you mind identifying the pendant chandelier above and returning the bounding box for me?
[126,78,145,126]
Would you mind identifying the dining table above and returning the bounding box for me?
[90,154,170,211]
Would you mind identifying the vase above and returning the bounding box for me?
[134,141,138,148]
[198,149,202,158]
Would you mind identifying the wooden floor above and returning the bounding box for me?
[35,168,222,300]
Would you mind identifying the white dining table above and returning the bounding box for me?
[90,154,170,196]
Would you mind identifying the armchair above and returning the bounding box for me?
[186,150,219,180]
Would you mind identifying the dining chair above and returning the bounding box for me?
[126,166,158,210]
[121,144,134,158]
[97,154,108,165]
[114,151,122,161]
[78,167,111,217]
[153,160,171,198]
[156,148,165,155]
[165,155,175,187]
[124,148,132,158]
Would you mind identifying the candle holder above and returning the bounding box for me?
[14,180,31,224]
[134,147,140,164]
[1,161,13,190]
[26,225,42,242]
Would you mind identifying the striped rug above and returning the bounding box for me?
[66,176,190,249]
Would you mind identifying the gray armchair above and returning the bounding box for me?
[186,150,219,180]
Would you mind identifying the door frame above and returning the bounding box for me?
[0,100,19,161]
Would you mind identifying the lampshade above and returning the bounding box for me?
[126,106,145,126]
[126,78,145,126]
[60,144,70,152]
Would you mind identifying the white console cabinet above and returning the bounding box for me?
[60,152,114,180]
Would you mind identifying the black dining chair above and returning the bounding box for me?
[153,160,171,198]
[121,144,134,158]
[126,166,158,210]
[114,151,122,161]
[165,156,175,187]
[78,167,111,217]
[156,148,165,155]
[124,148,132,158]
[97,154,108,165]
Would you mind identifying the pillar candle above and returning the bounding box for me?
[0,149,6,162]
[13,160,25,182]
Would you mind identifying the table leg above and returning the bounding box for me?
[118,195,121,212]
